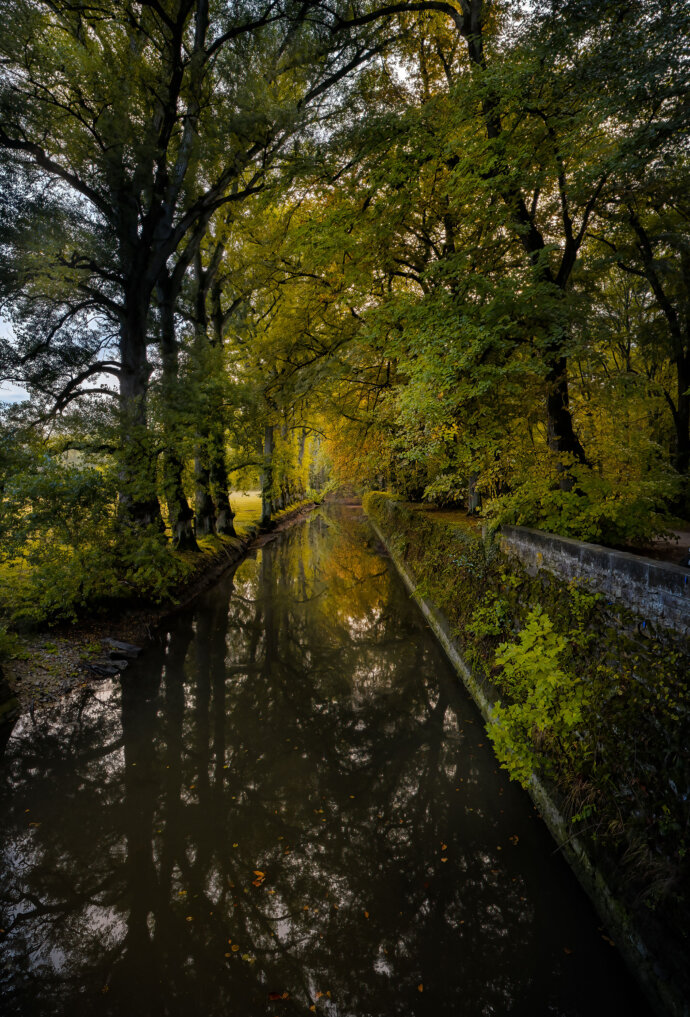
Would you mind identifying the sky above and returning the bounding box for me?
[0,319,28,404]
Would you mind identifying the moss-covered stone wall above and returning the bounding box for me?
[363,492,690,1017]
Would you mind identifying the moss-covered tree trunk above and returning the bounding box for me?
[260,424,274,526]
[158,280,199,551]
[117,299,163,532]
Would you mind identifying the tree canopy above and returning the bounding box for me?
[1,0,689,620]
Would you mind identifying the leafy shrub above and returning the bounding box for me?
[489,607,591,785]
[0,453,193,624]
[486,454,678,545]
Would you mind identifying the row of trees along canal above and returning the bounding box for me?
[1,0,689,624]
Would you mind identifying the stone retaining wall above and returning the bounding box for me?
[369,515,685,1017]
[500,525,690,635]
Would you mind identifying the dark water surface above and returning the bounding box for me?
[0,506,651,1017]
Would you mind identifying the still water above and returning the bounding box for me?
[0,506,650,1017]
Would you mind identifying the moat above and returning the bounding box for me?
[0,506,650,1016]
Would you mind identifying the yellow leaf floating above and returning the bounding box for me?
[418,984,424,992]
[231,944,240,952]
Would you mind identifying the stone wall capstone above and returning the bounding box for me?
[500,525,690,636]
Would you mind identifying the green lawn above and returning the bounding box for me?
[230,491,262,534]
[409,504,481,535]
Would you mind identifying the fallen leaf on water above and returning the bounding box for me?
[509,834,519,846]
[224,952,231,958]
[28,822,41,827]
[185,916,193,922]
[440,857,448,863]
[268,991,289,1000]
[364,911,369,918]
[441,843,447,850]
[564,947,573,955]
[309,1007,316,1013]
[417,984,424,992]
[601,934,615,947]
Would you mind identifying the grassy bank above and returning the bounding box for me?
[364,492,690,987]
[0,497,314,709]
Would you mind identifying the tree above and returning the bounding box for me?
[0,0,392,529]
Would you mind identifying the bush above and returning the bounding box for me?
[485,455,678,546]
[0,453,193,625]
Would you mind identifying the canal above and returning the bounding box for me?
[0,505,652,1016]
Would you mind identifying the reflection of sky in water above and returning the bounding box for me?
[0,507,651,1017]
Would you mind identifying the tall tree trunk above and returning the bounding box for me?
[195,455,216,536]
[456,1,587,472]
[209,424,236,537]
[545,354,588,490]
[297,428,307,498]
[260,424,274,527]
[467,472,482,515]
[118,307,163,531]
[159,288,199,551]
[673,353,690,479]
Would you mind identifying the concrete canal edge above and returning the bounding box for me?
[368,517,686,1017]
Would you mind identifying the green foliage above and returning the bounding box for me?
[467,593,510,639]
[0,623,25,662]
[0,448,193,625]
[486,454,679,545]
[489,607,590,786]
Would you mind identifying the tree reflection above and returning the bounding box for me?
[0,507,649,1017]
